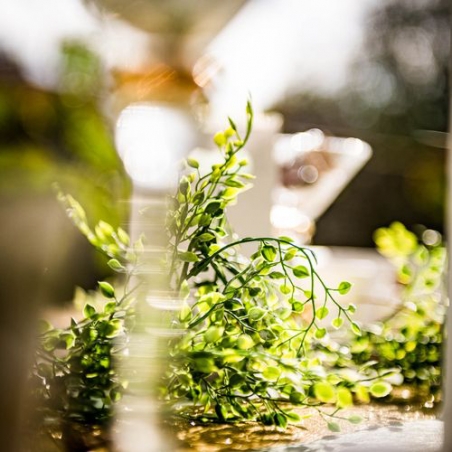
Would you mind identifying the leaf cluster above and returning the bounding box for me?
[351,223,446,395]
[32,103,394,434]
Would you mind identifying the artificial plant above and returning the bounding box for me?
[350,222,446,398]
[31,103,394,437]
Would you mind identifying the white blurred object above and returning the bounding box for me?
[226,112,283,242]
[271,131,372,243]
[114,103,195,451]
[115,103,196,192]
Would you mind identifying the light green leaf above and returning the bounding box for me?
[248,307,266,321]
[204,326,224,344]
[222,187,239,199]
[348,415,363,424]
[197,233,215,242]
[262,366,281,381]
[268,271,285,279]
[83,303,96,319]
[351,322,362,336]
[327,422,341,432]
[237,334,254,350]
[214,131,226,147]
[107,258,124,271]
[117,227,130,245]
[338,281,352,295]
[315,328,327,339]
[105,319,122,338]
[178,251,199,262]
[279,284,291,295]
[313,382,336,403]
[337,387,353,408]
[261,245,277,262]
[369,381,392,398]
[316,306,329,320]
[104,301,116,315]
[98,281,115,298]
[179,301,192,322]
[293,265,309,278]
[187,157,199,169]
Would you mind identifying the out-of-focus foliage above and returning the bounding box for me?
[0,41,129,227]
[352,223,446,398]
[0,42,130,301]
[31,108,398,450]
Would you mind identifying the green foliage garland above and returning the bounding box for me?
[31,103,393,435]
[351,223,446,397]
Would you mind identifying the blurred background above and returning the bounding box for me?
[0,1,448,448]
[0,0,448,304]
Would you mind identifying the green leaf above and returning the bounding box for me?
[192,192,205,205]
[261,245,277,262]
[348,415,363,424]
[274,413,288,428]
[337,387,353,408]
[179,301,192,322]
[279,284,291,295]
[225,178,245,188]
[180,280,190,300]
[276,307,292,319]
[104,301,116,315]
[338,281,352,295]
[268,271,285,279]
[204,326,224,344]
[292,301,304,313]
[222,187,239,199]
[197,233,215,242]
[199,213,212,226]
[332,317,344,329]
[214,131,226,147]
[248,307,266,321]
[263,366,281,381]
[248,287,262,297]
[354,384,370,403]
[315,328,327,339]
[228,117,237,131]
[178,251,199,262]
[107,258,124,271]
[105,319,122,338]
[61,332,76,349]
[98,281,115,298]
[351,322,362,336]
[187,157,199,169]
[290,391,305,404]
[194,357,217,373]
[292,265,309,278]
[369,381,392,398]
[278,236,294,243]
[97,220,114,236]
[313,382,336,403]
[285,411,301,422]
[117,227,130,245]
[316,306,329,320]
[205,201,222,215]
[83,303,96,319]
[237,334,254,350]
[327,422,341,432]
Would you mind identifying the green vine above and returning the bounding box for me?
[31,102,394,436]
[350,223,446,398]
